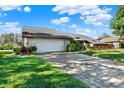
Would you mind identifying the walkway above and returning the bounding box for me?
[42,52,124,88]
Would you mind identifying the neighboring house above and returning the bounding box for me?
[22,26,102,53]
[99,37,124,48]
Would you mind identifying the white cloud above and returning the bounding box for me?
[51,17,70,25]
[0,22,21,34]
[52,5,112,16]
[4,22,19,28]
[0,5,31,13]
[0,5,22,11]
[24,6,31,13]
[69,24,80,29]
[52,5,81,15]
[52,5,106,15]
[0,13,7,17]
[76,28,92,34]
[52,5,113,26]
[75,28,97,38]
[0,6,31,19]
[80,16,85,20]
[84,13,113,26]
[17,7,22,11]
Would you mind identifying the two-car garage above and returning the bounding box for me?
[27,38,70,53]
[22,26,72,53]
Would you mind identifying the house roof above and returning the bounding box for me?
[22,26,103,44]
[99,37,123,43]
[22,26,73,39]
[67,33,104,44]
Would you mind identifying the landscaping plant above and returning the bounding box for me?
[120,40,124,48]
[28,46,37,54]
[0,43,21,54]
[20,45,28,54]
[67,40,81,52]
[67,44,77,52]
[70,39,81,51]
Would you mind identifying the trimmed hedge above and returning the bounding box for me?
[0,50,14,54]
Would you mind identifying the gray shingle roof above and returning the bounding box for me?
[66,33,104,44]
[22,26,103,44]
[22,26,73,39]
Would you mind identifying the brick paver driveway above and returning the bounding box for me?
[41,52,124,88]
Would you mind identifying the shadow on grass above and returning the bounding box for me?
[0,55,87,88]
[96,53,124,62]
[81,51,124,62]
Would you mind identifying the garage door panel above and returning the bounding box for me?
[29,38,66,52]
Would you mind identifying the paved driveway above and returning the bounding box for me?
[41,52,124,88]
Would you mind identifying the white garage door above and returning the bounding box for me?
[28,38,67,53]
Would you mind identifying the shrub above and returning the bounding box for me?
[0,43,21,54]
[70,40,81,51]
[85,43,90,49]
[13,47,21,54]
[0,44,2,50]
[67,44,77,52]
[28,46,37,54]
[20,46,28,54]
[81,46,86,51]
[0,43,19,50]
[69,40,82,51]
[1,43,11,50]
[120,40,124,48]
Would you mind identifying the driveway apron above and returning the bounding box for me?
[41,52,124,88]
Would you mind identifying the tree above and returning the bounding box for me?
[98,33,111,39]
[0,33,22,43]
[110,6,124,37]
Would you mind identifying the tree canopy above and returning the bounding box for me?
[98,33,111,39]
[110,5,124,37]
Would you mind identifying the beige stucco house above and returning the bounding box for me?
[99,37,124,48]
[22,26,72,53]
[22,26,102,53]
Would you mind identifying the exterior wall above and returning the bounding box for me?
[27,38,70,53]
[113,42,120,48]
[90,43,93,47]
[23,38,28,47]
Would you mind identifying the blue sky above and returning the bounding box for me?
[0,5,118,38]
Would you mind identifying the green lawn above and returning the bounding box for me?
[80,49,124,62]
[0,54,87,88]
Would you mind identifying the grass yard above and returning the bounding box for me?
[80,49,124,62]
[0,54,87,88]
